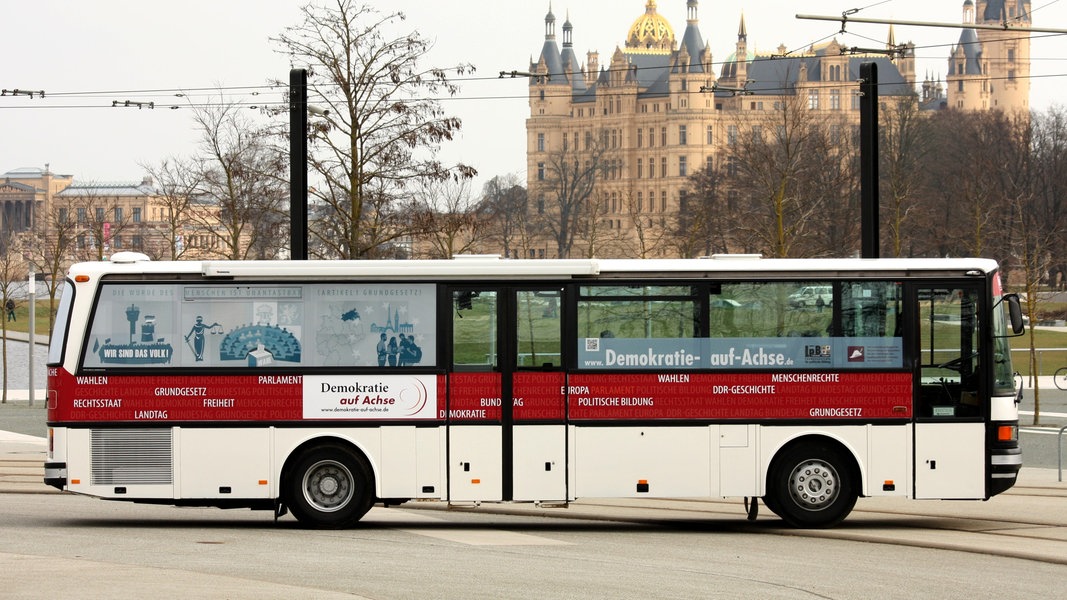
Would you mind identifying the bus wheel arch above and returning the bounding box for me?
[765,435,860,528]
[281,437,377,529]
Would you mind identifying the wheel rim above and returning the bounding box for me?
[787,459,839,511]
[302,459,355,512]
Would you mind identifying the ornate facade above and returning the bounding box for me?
[945,0,1031,112]
[524,0,1030,258]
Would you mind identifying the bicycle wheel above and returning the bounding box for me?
[1056,367,1067,391]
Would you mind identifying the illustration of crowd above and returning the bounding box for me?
[219,323,302,363]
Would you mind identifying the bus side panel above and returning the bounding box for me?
[865,424,911,497]
[65,427,175,500]
[379,426,443,499]
[513,425,567,502]
[719,424,758,497]
[914,422,985,499]
[178,428,271,499]
[448,425,503,502]
[572,426,712,498]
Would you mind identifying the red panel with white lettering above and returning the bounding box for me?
[512,372,566,421]
[47,369,447,423]
[49,369,910,423]
[446,372,502,421]
[567,372,912,420]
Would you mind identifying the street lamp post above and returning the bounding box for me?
[27,268,35,407]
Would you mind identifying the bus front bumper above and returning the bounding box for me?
[44,462,67,491]
[989,447,1021,496]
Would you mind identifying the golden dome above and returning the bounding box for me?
[625,0,675,55]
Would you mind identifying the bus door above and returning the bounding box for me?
[912,284,986,499]
[447,286,567,503]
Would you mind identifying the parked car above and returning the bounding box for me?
[788,285,832,308]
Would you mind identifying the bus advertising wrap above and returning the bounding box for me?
[49,369,910,422]
[579,336,903,370]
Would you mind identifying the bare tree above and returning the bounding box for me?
[0,232,28,403]
[1017,107,1067,423]
[272,0,475,259]
[189,99,288,260]
[880,97,931,257]
[724,94,837,258]
[1030,107,1067,292]
[479,174,531,258]
[409,178,483,258]
[678,158,732,258]
[32,196,77,331]
[920,110,1008,258]
[140,157,202,260]
[803,114,861,257]
[617,187,673,259]
[534,132,609,258]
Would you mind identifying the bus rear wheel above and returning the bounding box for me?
[285,444,374,529]
[768,442,857,528]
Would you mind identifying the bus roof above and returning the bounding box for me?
[67,254,1002,281]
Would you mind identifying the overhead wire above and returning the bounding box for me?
[2,2,1066,112]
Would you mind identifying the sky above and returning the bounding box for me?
[2,0,1065,192]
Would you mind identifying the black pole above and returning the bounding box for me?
[289,68,308,260]
[859,62,879,259]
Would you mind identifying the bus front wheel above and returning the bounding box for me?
[768,442,857,528]
[285,444,375,529]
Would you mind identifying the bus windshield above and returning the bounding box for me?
[47,280,74,366]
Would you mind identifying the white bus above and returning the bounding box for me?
[44,253,1024,528]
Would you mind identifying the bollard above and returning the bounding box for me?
[1060,425,1067,482]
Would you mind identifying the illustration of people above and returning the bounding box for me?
[376,332,387,367]
[387,335,398,367]
[5,299,14,322]
[398,333,422,366]
[185,315,220,362]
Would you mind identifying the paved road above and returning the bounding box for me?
[1,471,1066,599]
[3,409,1067,596]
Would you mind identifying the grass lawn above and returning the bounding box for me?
[0,299,57,341]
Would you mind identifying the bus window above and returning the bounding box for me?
[576,285,699,369]
[452,290,498,371]
[80,282,437,369]
[712,282,832,338]
[577,285,698,340]
[841,281,901,339]
[918,287,981,418]
[516,290,561,368]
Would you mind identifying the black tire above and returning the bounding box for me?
[285,444,375,529]
[760,492,781,518]
[768,442,857,528]
[1055,367,1067,391]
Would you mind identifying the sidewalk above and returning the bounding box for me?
[0,428,50,495]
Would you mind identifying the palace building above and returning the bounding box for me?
[945,0,1031,111]
[523,0,1031,258]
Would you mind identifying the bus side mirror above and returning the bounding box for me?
[1005,293,1025,335]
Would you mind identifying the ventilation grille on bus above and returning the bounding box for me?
[91,429,173,485]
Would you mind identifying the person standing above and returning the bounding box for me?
[185,316,220,362]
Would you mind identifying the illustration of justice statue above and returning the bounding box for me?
[185,315,221,362]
